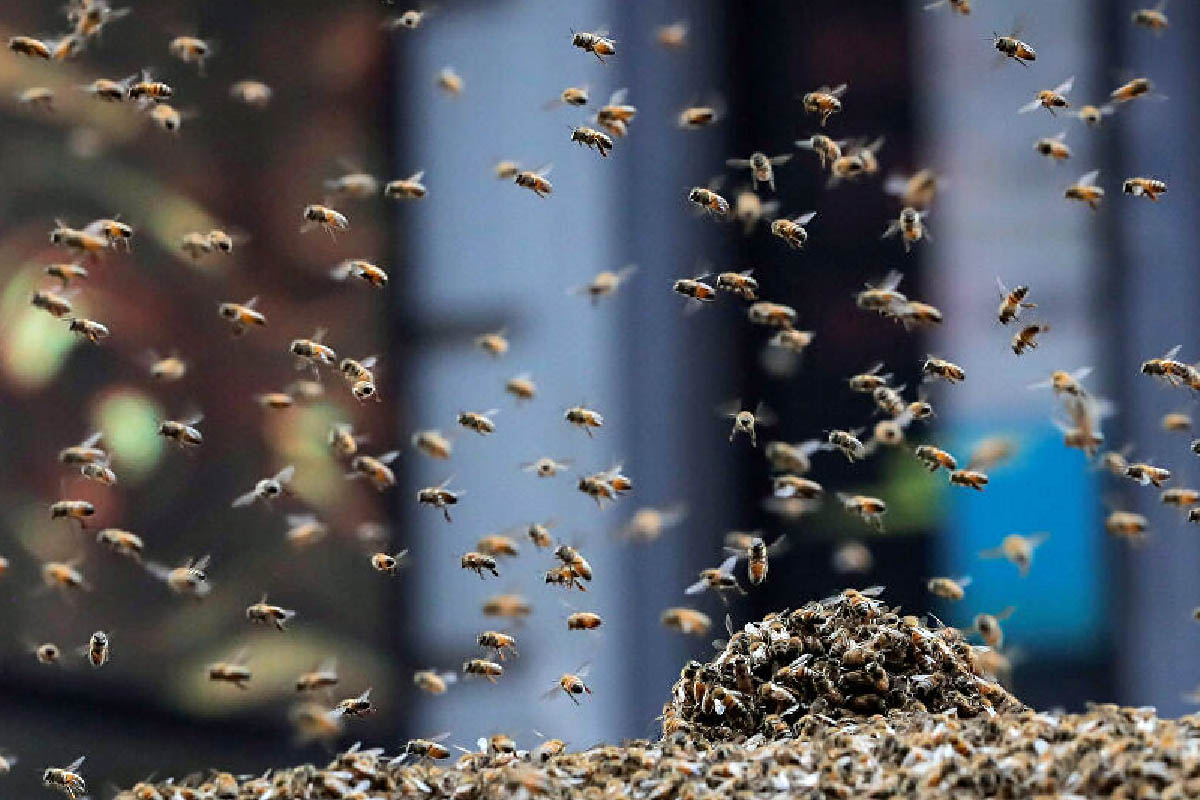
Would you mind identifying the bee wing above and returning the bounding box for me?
[862,585,885,597]
[540,685,563,701]
[360,355,378,369]
[995,605,1017,621]
[608,88,628,105]
[717,554,739,576]
[1052,130,1067,141]
[879,269,904,292]
[535,163,553,177]
[1018,97,1042,114]
[1077,169,1100,187]
[144,560,171,580]
[994,276,1011,297]
[753,402,778,426]
[330,261,355,280]
[231,490,259,508]
[1053,75,1075,95]
[378,450,401,465]
[828,83,848,97]
[684,577,709,595]
[722,546,748,561]
[244,295,260,309]
[766,534,791,556]
[1162,345,1183,360]
[725,158,753,168]
[769,153,793,165]
[357,687,373,702]
[794,211,817,225]
[273,464,296,484]
[882,219,901,239]
[923,0,949,9]
[439,671,458,684]
[78,430,104,449]
[1071,365,1096,382]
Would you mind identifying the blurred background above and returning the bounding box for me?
[0,0,1196,793]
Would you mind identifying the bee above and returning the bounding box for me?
[1126,462,1171,487]
[922,355,965,384]
[1019,76,1075,115]
[42,558,89,593]
[349,450,399,491]
[572,29,616,61]
[332,688,375,718]
[949,468,989,490]
[594,88,636,137]
[80,460,117,486]
[1064,168,1106,210]
[81,630,110,667]
[81,76,131,102]
[31,289,75,319]
[996,279,1036,325]
[463,658,504,683]
[685,555,744,601]
[180,231,214,259]
[914,444,958,472]
[801,84,847,126]
[993,32,1037,65]
[1111,77,1154,103]
[731,190,780,235]
[1030,365,1094,398]
[1162,487,1200,507]
[255,391,294,410]
[1012,323,1050,355]
[656,20,688,48]
[855,269,907,317]
[927,575,971,601]
[331,259,389,289]
[566,611,603,631]
[545,565,588,590]
[577,466,624,508]
[500,373,537,403]
[570,126,613,158]
[417,477,460,521]
[158,414,204,448]
[724,401,774,447]
[836,493,888,532]
[727,534,789,586]
[770,211,817,249]
[435,66,464,95]
[1124,177,1167,201]
[832,541,874,574]
[521,456,571,478]
[50,220,111,259]
[18,86,55,111]
[1140,344,1190,385]
[882,207,928,252]
[748,300,798,330]
[9,35,53,59]
[290,329,337,374]
[169,36,213,74]
[565,404,604,436]
[91,529,141,563]
[896,301,944,329]
[545,664,592,704]
[43,756,87,799]
[828,428,867,462]
[295,658,339,692]
[1163,412,1192,432]
[126,70,173,102]
[687,186,730,217]
[763,439,824,475]
[229,79,272,107]
[146,103,188,133]
[218,296,266,335]
[770,328,815,354]
[969,607,1015,648]
[246,593,297,631]
[870,382,904,417]
[370,550,410,575]
[59,431,107,465]
[796,134,844,169]
[413,669,456,695]
[554,544,593,581]
[208,651,251,689]
[980,532,1049,576]
[1034,131,1072,161]
[660,607,711,636]
[145,350,187,381]
[457,408,498,435]
[569,264,637,304]
[621,504,686,542]
[68,0,130,37]
[147,555,211,599]
[772,474,824,500]
[50,500,95,527]
[725,151,792,193]
[384,171,427,199]
[1075,103,1116,127]
[1132,2,1169,31]
[323,169,381,199]
[301,204,349,237]
[476,533,520,558]
[66,317,109,344]
[1106,511,1149,541]
[386,8,430,30]
[924,0,970,13]
[405,735,452,761]
[475,330,509,358]
[477,630,518,659]
[35,643,62,664]
[883,168,940,208]
[514,163,554,197]
[411,429,452,460]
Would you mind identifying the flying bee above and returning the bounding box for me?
[348,450,399,491]
[801,84,847,126]
[554,544,593,581]
[145,103,189,133]
[595,88,636,137]
[968,607,1015,648]
[246,594,297,631]
[338,352,377,386]
[126,70,172,102]
[457,409,498,435]
[855,269,907,317]
[908,396,936,421]
[331,259,389,289]
[544,85,589,109]
[475,330,508,357]
[50,500,95,527]
[896,300,944,329]
[404,734,452,761]
[723,400,775,447]
[9,35,53,59]
[229,79,272,107]
[1012,323,1051,355]
[521,457,571,478]
[796,134,844,169]
[435,66,463,95]
[514,163,553,197]
[1106,511,1149,541]
[290,329,337,374]
[255,391,295,410]
[769,210,817,249]
[884,168,940,208]
[68,0,130,37]
[59,431,106,465]
[384,171,427,199]
[323,169,380,199]
[35,643,61,664]
[43,756,87,799]
[836,493,887,532]
[463,658,504,683]
[417,477,460,521]
[764,439,825,474]
[370,550,410,575]
[566,611,603,631]
[993,32,1036,64]
[924,0,970,13]
[772,474,824,499]
[206,650,252,689]
[218,296,266,336]
[569,264,637,304]
[1075,103,1115,127]
[1111,77,1154,103]
[620,504,686,543]
[145,350,187,381]
[1163,412,1192,432]
[725,534,789,586]
[922,355,965,384]
[656,19,688,48]
[927,575,971,601]
[232,465,296,508]
[1019,76,1074,115]
[80,630,110,667]
[80,460,117,485]
[504,373,536,403]
[66,317,108,344]
[571,29,615,61]
[726,151,792,193]
[980,532,1049,576]
[748,300,798,329]
[685,555,744,601]
[301,204,349,237]
[44,263,87,288]
[331,687,375,718]
[31,289,75,319]
[545,664,592,704]
[687,186,730,216]
[996,279,1036,324]
[1034,131,1071,161]
[915,444,958,473]
[412,429,452,460]
[849,362,891,394]
[18,86,55,111]
[770,328,815,354]
[1030,365,1093,397]
[829,136,884,182]
[296,659,339,692]
[146,555,211,599]
[42,558,88,593]
[660,607,711,636]
[1162,488,1200,507]
[732,190,779,234]
[1132,2,1169,31]
[413,669,456,695]
[50,220,111,259]
[882,207,928,252]
[477,630,518,659]
[81,76,131,101]
[180,231,214,259]
[169,36,213,74]
[1140,344,1192,385]
[544,564,588,591]
[1126,462,1171,487]
[569,125,613,158]
[157,413,203,448]
[565,404,603,436]
[476,533,520,559]
[1065,168,1105,209]
[96,528,143,562]
[828,428,867,462]
[1124,177,1167,201]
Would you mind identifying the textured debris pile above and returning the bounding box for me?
[663,587,1024,741]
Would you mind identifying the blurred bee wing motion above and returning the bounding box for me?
[231,489,259,508]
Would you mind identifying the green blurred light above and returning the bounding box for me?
[93,390,165,483]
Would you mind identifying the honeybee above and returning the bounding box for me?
[285,514,328,548]
[1132,2,1169,31]
[457,408,498,435]
[43,756,87,799]
[42,558,88,593]
[289,701,344,744]
[769,328,815,355]
[417,477,460,521]
[80,460,117,486]
[836,493,887,532]
[142,350,186,381]
[832,541,874,574]
[1140,344,1189,385]
[1162,488,1200,507]
[218,296,266,336]
[570,126,614,158]
[544,664,592,703]
[896,301,944,329]
[594,88,636,137]
[884,168,940,208]
[179,231,214,259]
[50,220,111,258]
[246,594,297,631]
[521,456,571,478]
[828,428,867,462]
[980,532,1049,576]
[477,630,518,659]
[31,289,74,319]
[370,550,410,575]
[146,103,189,134]
[571,29,615,62]
[1126,462,1171,487]
[949,468,989,490]
[725,534,789,586]
[208,651,251,689]
[660,607,711,636]
[993,32,1037,64]
[801,84,847,126]
[914,444,958,472]
[1034,131,1071,161]
[969,607,1015,649]
[513,162,554,197]
[405,735,452,761]
[576,466,623,508]
[855,269,907,317]
[147,555,211,599]
[126,70,173,102]
[922,355,965,384]
[81,630,110,667]
[772,474,824,501]
[554,544,593,581]
[685,555,744,601]
[386,8,430,30]
[68,0,130,36]
[1019,76,1074,115]
[331,259,389,289]
[323,170,380,199]
[748,300,798,330]
[882,207,928,252]
[831,136,884,182]
[255,391,294,410]
[413,669,456,695]
[687,186,730,216]
[349,450,399,491]
[927,575,971,601]
[59,431,107,465]
[290,329,337,374]
[731,190,780,235]
[726,151,792,193]
[229,79,272,107]
[463,658,504,683]
[1030,365,1093,397]
[9,35,53,59]
[1163,412,1192,432]
[42,264,87,291]
[1106,511,1148,541]
[295,658,339,692]
[924,0,970,13]
[301,204,349,237]
[1124,177,1167,201]
[476,533,520,558]
[475,329,509,357]
[569,264,637,304]
[17,86,55,111]
[504,373,536,403]
[544,563,588,591]
[66,317,109,344]
[566,611,603,631]
[1065,168,1105,209]
[158,413,203,448]
[763,439,824,475]
[384,171,427,199]
[35,643,62,664]
[411,429,452,460]
[435,65,464,95]
[331,688,375,718]
[770,211,817,249]
[724,400,775,447]
[656,20,688,48]
[796,134,844,169]
[1012,323,1050,355]
[995,279,1036,325]
[50,500,95,527]
[1075,104,1116,127]
[80,76,132,102]
[1110,77,1154,103]
[565,404,603,436]
[169,36,212,74]
[621,504,686,542]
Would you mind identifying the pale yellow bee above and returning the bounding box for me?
[924,0,971,15]
[1064,168,1104,209]
[42,558,89,593]
[146,555,211,599]
[17,86,55,111]
[476,533,520,558]
[411,429,452,460]
[731,190,779,235]
[764,439,825,474]
[45,262,88,288]
[836,492,887,532]
[769,211,817,249]
[301,204,349,237]
[413,669,457,695]
[323,170,380,199]
[620,504,686,543]
[229,79,272,107]
[503,373,536,403]
[801,83,847,126]
[246,593,297,631]
[256,391,295,410]
[9,35,53,59]
[748,300,798,329]
[1034,131,1071,161]
[660,607,710,635]
[655,20,688,49]
[526,519,556,548]
[208,650,252,689]
[883,168,940,208]
[980,532,1049,576]
[1075,103,1115,125]
[769,328,815,354]
[796,134,844,169]
[677,102,722,129]
[927,575,971,601]
[146,103,188,134]
[285,514,329,548]
[295,658,339,692]
[384,171,427,199]
[169,36,213,74]
[1132,2,1169,31]
[1106,511,1149,541]
[42,756,87,799]
[1163,412,1192,433]
[436,66,464,96]
[144,350,187,381]
[595,88,636,138]
[521,456,571,478]
[855,269,907,317]
[1019,76,1074,115]
[569,264,637,304]
[723,400,775,447]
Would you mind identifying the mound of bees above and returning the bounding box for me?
[663,587,1024,742]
